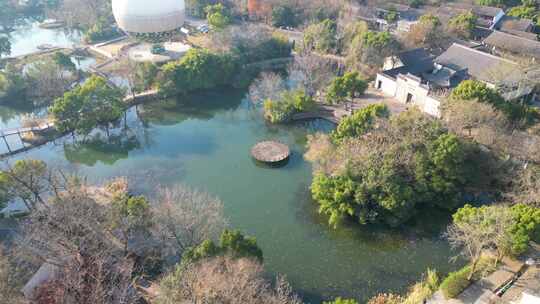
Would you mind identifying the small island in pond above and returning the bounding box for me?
[251,140,290,163]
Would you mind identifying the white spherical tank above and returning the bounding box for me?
[112,0,185,34]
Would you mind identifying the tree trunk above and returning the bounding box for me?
[467,258,479,281]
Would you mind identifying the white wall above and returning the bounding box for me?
[423,96,441,117]
[395,74,441,117]
[375,73,441,117]
[375,74,397,96]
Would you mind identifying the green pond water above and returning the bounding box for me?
[4,90,459,303]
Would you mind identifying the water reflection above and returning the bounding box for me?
[63,132,141,166]
[138,89,244,126]
[7,20,82,57]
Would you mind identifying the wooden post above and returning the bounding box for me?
[17,131,25,148]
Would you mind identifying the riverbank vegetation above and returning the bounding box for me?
[306,108,495,227]
[1,50,84,107]
[0,162,301,303]
[51,75,124,136]
[158,25,292,96]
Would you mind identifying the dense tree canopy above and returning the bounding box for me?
[507,2,539,25]
[264,89,314,123]
[0,36,10,58]
[509,203,540,255]
[331,104,389,143]
[186,0,213,18]
[158,31,291,96]
[326,72,368,104]
[159,49,237,96]
[448,12,477,39]
[405,14,450,51]
[272,5,297,28]
[308,110,476,227]
[303,19,338,54]
[0,65,27,101]
[206,4,232,30]
[183,229,263,263]
[450,80,532,122]
[347,31,400,68]
[50,75,124,134]
[448,203,540,282]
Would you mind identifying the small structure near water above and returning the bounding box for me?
[251,141,290,164]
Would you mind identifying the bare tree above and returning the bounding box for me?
[25,59,75,105]
[16,182,141,303]
[288,52,336,97]
[304,133,338,175]
[489,206,514,266]
[442,99,509,143]
[151,185,228,259]
[506,166,540,207]
[48,0,111,30]
[248,72,287,105]
[156,256,302,304]
[447,208,495,281]
[0,247,26,304]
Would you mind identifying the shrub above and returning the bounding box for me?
[440,266,471,299]
[272,5,297,28]
[84,18,120,43]
[440,257,495,299]
[304,19,337,54]
[366,293,403,304]
[403,268,439,304]
[263,89,314,123]
[326,72,368,104]
[331,104,389,143]
[324,298,359,304]
[509,203,540,256]
[158,49,238,96]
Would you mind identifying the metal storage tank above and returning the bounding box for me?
[112,0,185,34]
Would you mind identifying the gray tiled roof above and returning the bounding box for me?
[397,48,434,66]
[382,48,434,79]
[435,43,517,82]
[447,3,503,17]
[484,31,540,59]
[496,16,534,32]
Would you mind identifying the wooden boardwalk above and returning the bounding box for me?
[0,123,55,157]
[291,104,350,124]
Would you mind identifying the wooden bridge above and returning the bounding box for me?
[0,123,55,157]
[291,104,350,124]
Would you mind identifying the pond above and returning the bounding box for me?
[8,20,82,58]
[0,20,93,131]
[5,90,459,303]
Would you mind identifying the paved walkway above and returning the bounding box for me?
[427,257,525,304]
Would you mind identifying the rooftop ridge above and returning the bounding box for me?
[450,42,517,65]
[490,29,540,43]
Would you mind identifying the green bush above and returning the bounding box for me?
[326,72,368,104]
[440,266,471,299]
[303,19,337,54]
[451,79,537,123]
[84,18,121,43]
[272,5,297,28]
[440,257,495,299]
[331,103,389,143]
[158,49,238,96]
[264,89,314,123]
